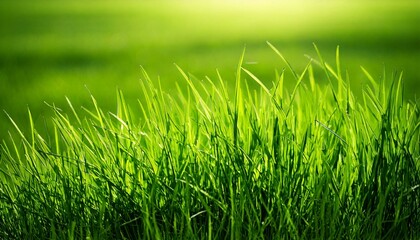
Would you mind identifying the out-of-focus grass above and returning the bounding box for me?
[1,0,419,140]
[1,43,419,239]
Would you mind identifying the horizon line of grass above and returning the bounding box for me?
[0,43,419,239]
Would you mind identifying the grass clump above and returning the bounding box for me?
[0,43,419,239]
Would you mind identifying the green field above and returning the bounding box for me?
[0,1,420,239]
[1,43,419,239]
[1,0,419,140]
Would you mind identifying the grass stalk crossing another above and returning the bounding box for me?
[0,44,419,239]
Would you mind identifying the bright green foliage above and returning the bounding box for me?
[0,44,419,239]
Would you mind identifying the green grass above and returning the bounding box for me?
[0,44,419,239]
[1,0,420,141]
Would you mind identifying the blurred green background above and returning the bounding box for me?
[1,0,419,141]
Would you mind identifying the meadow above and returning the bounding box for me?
[0,0,419,239]
[1,43,419,239]
[1,0,419,139]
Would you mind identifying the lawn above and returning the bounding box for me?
[0,0,419,140]
[0,0,419,239]
[1,43,419,238]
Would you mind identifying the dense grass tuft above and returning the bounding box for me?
[0,44,419,239]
